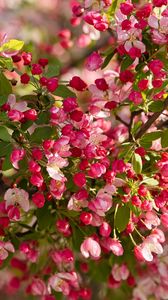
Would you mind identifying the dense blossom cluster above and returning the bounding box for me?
[0,1,168,300]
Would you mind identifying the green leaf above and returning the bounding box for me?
[0,141,12,157]
[0,72,12,104]
[45,59,60,77]
[101,50,115,69]
[0,57,13,70]
[132,153,142,174]
[2,153,13,171]
[107,0,123,17]
[141,177,158,186]
[0,126,11,141]
[161,129,168,148]
[121,56,134,71]
[115,205,130,233]
[53,85,76,98]
[139,131,162,149]
[0,39,24,52]
[30,126,54,143]
[35,111,50,125]
[36,202,55,230]
[71,225,84,251]
[149,101,164,112]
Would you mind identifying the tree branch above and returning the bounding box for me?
[135,97,168,140]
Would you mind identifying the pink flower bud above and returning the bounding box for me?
[99,222,111,237]
[8,109,24,121]
[63,97,77,112]
[95,78,108,91]
[24,109,37,121]
[69,76,87,91]
[80,212,93,225]
[85,52,103,71]
[30,172,44,187]
[32,192,45,208]
[119,70,134,83]
[120,2,133,15]
[20,73,30,84]
[38,58,48,67]
[138,79,148,91]
[56,219,72,236]
[70,110,84,122]
[73,172,86,188]
[22,52,32,65]
[161,213,168,229]
[32,148,43,160]
[28,160,41,173]
[153,0,167,7]
[47,77,58,92]
[10,148,25,169]
[31,64,43,75]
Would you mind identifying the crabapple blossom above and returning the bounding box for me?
[4,188,29,212]
[80,237,101,259]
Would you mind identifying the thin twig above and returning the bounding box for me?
[135,97,168,140]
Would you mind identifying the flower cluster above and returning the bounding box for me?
[0,1,168,299]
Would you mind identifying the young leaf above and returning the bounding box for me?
[0,57,13,71]
[0,126,11,142]
[115,206,130,233]
[121,56,134,71]
[30,126,54,143]
[0,39,24,52]
[132,153,142,174]
[0,72,12,104]
[101,50,115,69]
[139,131,162,149]
[53,85,76,98]
[161,129,168,148]
[149,101,164,112]
[0,141,12,157]
[141,177,158,186]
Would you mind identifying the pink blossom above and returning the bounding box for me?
[0,241,15,260]
[161,213,168,229]
[116,12,146,54]
[88,193,112,216]
[144,211,160,230]
[68,189,88,211]
[80,237,101,259]
[53,136,71,157]
[30,278,47,296]
[46,154,68,180]
[112,264,129,282]
[148,15,168,44]
[50,179,66,200]
[7,94,28,112]
[10,148,25,169]
[107,238,124,256]
[88,162,106,178]
[48,274,70,295]
[4,188,29,212]
[134,235,163,262]
[85,52,103,71]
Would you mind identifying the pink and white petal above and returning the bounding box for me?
[0,248,8,260]
[4,188,16,208]
[141,245,153,262]
[14,101,28,112]
[148,15,159,29]
[4,242,15,253]
[80,243,89,258]
[124,40,132,52]
[133,40,146,53]
[7,94,16,108]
